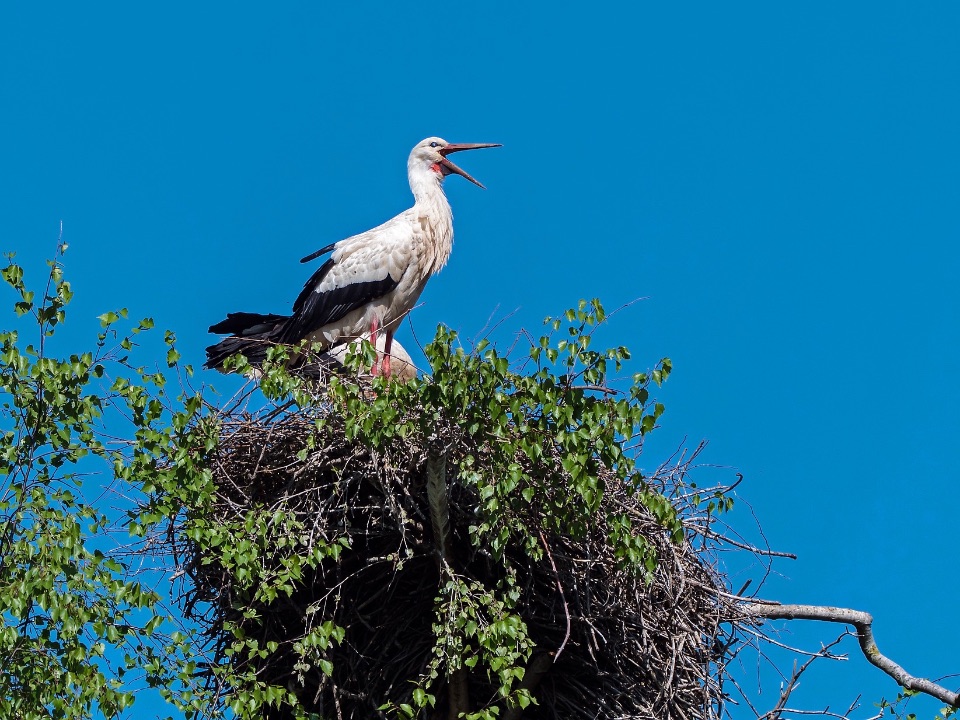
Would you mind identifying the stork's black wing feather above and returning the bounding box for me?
[300,242,338,264]
[281,259,399,343]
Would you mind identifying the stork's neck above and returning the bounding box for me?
[408,161,451,208]
[407,161,455,273]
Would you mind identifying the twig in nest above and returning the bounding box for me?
[538,529,571,661]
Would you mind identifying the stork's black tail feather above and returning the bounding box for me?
[204,311,351,381]
[204,312,290,371]
[208,312,289,336]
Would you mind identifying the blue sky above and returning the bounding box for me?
[2,2,958,717]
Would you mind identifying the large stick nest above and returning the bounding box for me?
[176,397,746,720]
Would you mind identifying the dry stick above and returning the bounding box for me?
[698,528,799,559]
[426,451,468,720]
[538,529,572,661]
[744,603,960,708]
[762,634,847,720]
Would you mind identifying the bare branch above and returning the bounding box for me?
[761,634,848,719]
[537,529,571,661]
[426,451,469,719]
[697,528,799,559]
[744,602,960,708]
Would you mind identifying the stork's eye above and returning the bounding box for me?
[430,141,439,148]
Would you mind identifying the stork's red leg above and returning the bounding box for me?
[369,318,380,376]
[382,331,394,378]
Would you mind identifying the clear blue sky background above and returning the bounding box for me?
[2,3,958,717]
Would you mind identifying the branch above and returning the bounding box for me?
[503,652,556,720]
[426,451,452,562]
[744,602,960,708]
[537,530,571,661]
[426,451,468,720]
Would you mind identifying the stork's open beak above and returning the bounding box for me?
[439,143,501,188]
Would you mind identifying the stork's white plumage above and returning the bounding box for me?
[205,136,499,377]
[327,333,418,383]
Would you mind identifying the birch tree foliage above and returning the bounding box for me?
[0,248,215,719]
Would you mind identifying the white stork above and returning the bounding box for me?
[205,136,500,377]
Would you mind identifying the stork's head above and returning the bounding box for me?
[408,136,501,189]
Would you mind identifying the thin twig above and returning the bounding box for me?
[538,529,571,661]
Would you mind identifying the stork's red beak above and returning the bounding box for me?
[439,142,501,188]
